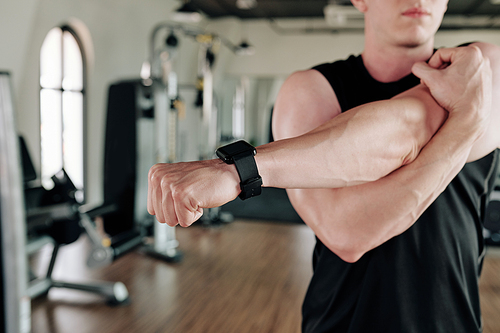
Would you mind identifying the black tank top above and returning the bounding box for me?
[302,55,499,333]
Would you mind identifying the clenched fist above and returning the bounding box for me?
[412,45,492,141]
[147,159,240,227]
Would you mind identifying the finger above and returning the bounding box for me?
[172,192,201,227]
[194,207,203,222]
[153,177,166,223]
[162,182,179,227]
[411,61,439,84]
[427,47,456,69]
[147,166,156,215]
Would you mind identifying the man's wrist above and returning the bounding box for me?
[447,108,486,141]
[215,159,242,196]
[216,140,263,200]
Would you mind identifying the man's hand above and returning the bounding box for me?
[147,159,240,227]
[412,45,492,140]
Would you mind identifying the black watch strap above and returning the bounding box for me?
[233,153,263,200]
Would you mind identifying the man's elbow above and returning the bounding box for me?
[292,191,376,263]
[321,231,369,263]
[335,248,365,263]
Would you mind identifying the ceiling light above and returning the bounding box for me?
[236,0,257,10]
[234,40,255,56]
[173,1,202,23]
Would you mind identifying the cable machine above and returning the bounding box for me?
[141,27,184,260]
[84,22,256,268]
[140,22,254,231]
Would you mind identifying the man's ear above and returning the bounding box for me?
[350,0,368,13]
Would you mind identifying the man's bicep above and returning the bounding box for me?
[272,69,342,141]
[390,84,448,163]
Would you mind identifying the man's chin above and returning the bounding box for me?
[398,31,434,49]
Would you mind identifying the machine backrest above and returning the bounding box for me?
[103,79,151,237]
[19,136,37,183]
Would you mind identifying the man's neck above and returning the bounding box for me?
[361,41,435,83]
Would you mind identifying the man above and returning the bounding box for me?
[148,0,500,331]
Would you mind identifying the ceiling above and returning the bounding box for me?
[185,0,500,29]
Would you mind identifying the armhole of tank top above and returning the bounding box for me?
[311,64,347,113]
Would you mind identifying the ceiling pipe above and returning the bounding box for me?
[465,0,488,15]
[268,13,500,36]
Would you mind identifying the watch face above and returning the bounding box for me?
[217,140,255,162]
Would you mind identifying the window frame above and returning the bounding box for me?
[39,24,87,202]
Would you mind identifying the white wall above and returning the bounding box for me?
[2,0,192,204]
[209,19,365,77]
[207,19,365,146]
[1,0,499,205]
[435,29,500,48]
[0,0,39,91]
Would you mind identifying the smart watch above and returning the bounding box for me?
[216,140,262,200]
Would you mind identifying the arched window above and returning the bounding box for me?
[40,25,86,202]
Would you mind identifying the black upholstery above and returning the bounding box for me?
[102,82,137,236]
[20,138,82,245]
[20,136,129,305]
[102,80,155,238]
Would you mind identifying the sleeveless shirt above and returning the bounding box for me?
[302,54,499,333]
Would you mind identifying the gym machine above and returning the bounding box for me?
[140,22,254,227]
[83,22,257,266]
[142,24,185,259]
[22,159,130,306]
[1,72,129,325]
[0,71,30,333]
[84,24,189,264]
[81,77,184,265]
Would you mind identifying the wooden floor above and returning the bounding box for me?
[30,220,500,333]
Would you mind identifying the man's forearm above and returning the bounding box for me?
[259,85,446,189]
[289,112,477,263]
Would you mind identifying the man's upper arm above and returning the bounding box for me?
[468,42,500,161]
[270,66,447,262]
[272,69,342,140]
